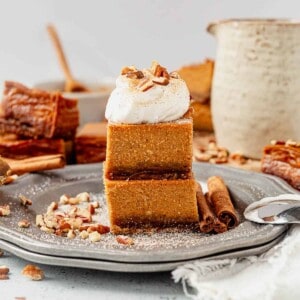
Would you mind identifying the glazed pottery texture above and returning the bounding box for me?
[208,19,300,158]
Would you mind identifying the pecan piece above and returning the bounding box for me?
[137,78,154,92]
[0,265,9,280]
[22,265,44,281]
[19,195,32,207]
[116,235,134,246]
[89,231,101,242]
[121,66,137,75]
[151,61,170,79]
[152,76,169,85]
[0,205,10,216]
[18,219,30,228]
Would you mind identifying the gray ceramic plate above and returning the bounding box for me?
[0,233,286,273]
[0,163,295,263]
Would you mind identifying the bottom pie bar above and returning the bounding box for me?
[104,170,199,234]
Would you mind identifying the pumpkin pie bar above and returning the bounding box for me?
[75,122,107,164]
[0,81,79,139]
[104,62,199,233]
[0,134,65,159]
[105,111,193,179]
[104,169,198,234]
[177,59,214,131]
[262,140,300,190]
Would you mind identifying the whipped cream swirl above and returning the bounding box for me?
[105,69,190,124]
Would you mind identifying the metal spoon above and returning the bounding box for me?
[244,194,300,225]
[47,24,89,93]
[256,202,300,224]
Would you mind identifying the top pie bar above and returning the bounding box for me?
[0,81,79,139]
[105,111,193,178]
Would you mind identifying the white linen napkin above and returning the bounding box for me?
[172,194,300,300]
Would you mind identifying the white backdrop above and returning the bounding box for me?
[0,0,299,86]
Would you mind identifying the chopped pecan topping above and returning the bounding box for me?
[152,76,169,85]
[169,71,180,79]
[137,78,155,92]
[151,61,170,79]
[126,70,144,79]
[121,66,144,79]
[121,66,137,75]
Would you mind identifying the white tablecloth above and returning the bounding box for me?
[173,225,300,300]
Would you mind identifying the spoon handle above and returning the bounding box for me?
[47,24,73,82]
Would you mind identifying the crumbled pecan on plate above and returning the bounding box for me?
[0,265,9,280]
[36,192,110,242]
[21,264,44,281]
[116,235,134,246]
[0,205,10,216]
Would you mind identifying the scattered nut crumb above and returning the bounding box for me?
[18,220,30,228]
[116,235,134,246]
[89,231,101,242]
[59,194,70,204]
[0,265,9,280]
[22,265,44,281]
[36,214,45,227]
[0,205,10,216]
[46,201,58,213]
[79,230,89,239]
[67,229,76,239]
[15,297,26,300]
[91,201,99,209]
[76,192,90,203]
[19,195,32,207]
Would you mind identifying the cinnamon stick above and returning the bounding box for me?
[4,154,65,175]
[196,183,214,233]
[213,219,227,233]
[207,176,239,229]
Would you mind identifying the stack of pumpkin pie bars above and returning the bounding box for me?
[0,81,79,173]
[103,63,200,234]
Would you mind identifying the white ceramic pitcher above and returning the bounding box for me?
[207,19,300,158]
